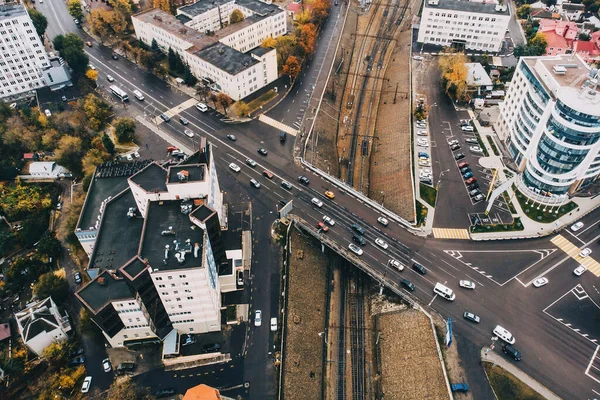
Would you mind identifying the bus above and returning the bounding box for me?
[109,85,129,101]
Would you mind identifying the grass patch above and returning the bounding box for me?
[246,89,277,114]
[226,305,236,322]
[474,132,490,157]
[502,191,517,214]
[484,362,545,400]
[487,136,500,156]
[470,217,524,233]
[415,200,428,226]
[513,186,578,223]
[420,183,437,207]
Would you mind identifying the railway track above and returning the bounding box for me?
[349,269,367,400]
[336,262,348,400]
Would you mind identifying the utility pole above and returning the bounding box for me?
[393,83,398,104]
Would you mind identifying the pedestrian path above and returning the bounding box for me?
[432,228,470,239]
[152,98,198,125]
[136,116,193,155]
[551,235,600,276]
[258,114,298,136]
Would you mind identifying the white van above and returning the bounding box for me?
[196,102,208,112]
[493,325,515,344]
[133,90,144,101]
[433,282,455,301]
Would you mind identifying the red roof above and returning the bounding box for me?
[287,1,312,13]
[573,40,598,53]
[182,384,221,400]
[0,323,10,342]
[543,31,569,50]
[23,153,35,159]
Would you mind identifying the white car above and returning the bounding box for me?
[270,317,277,332]
[196,102,208,112]
[133,151,140,158]
[532,277,548,288]
[461,125,474,132]
[323,216,335,226]
[469,146,483,154]
[413,55,424,61]
[184,129,195,138]
[389,259,403,271]
[102,358,111,372]
[229,163,241,172]
[448,139,459,146]
[465,137,479,144]
[580,248,592,258]
[459,280,475,289]
[44,109,52,117]
[377,216,389,226]
[420,168,432,177]
[255,310,262,326]
[570,222,584,232]
[417,139,429,148]
[374,238,388,249]
[81,376,92,393]
[348,243,363,256]
[107,75,115,82]
[126,154,133,161]
[493,325,515,344]
[311,198,323,208]
[418,159,431,167]
[89,64,96,70]
[417,130,428,136]
[245,158,257,167]
[574,265,587,276]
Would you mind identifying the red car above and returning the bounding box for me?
[316,222,329,232]
[263,170,274,179]
[457,161,469,169]
[465,177,477,185]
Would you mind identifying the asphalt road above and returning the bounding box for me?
[37,2,600,399]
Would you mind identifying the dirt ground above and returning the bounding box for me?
[377,309,450,400]
[282,229,329,400]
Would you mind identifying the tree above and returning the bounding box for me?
[0,182,52,219]
[153,0,171,12]
[106,377,153,400]
[516,4,531,19]
[298,23,317,57]
[83,94,113,131]
[216,93,233,115]
[53,34,89,76]
[55,135,85,175]
[83,148,109,175]
[67,0,83,21]
[102,134,115,154]
[42,340,69,368]
[88,9,111,41]
[438,51,469,102]
[230,9,244,24]
[261,37,277,48]
[37,231,61,259]
[312,0,331,25]
[167,48,184,74]
[28,9,48,39]
[235,101,250,117]
[283,56,301,80]
[209,92,218,109]
[151,38,160,53]
[196,85,210,101]
[183,63,198,86]
[528,32,548,55]
[114,117,137,143]
[85,69,99,82]
[579,32,591,41]
[34,272,70,304]
[275,35,297,66]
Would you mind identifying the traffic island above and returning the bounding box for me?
[484,363,545,400]
[513,187,578,224]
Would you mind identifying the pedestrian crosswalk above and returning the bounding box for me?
[258,114,298,136]
[152,98,198,125]
[551,235,600,276]
[432,228,470,240]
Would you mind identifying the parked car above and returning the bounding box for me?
[155,388,176,398]
[450,144,461,151]
[465,177,477,185]
[454,153,466,160]
[469,146,484,154]
[467,182,480,191]
[418,159,431,167]
[463,171,473,179]
[116,362,136,375]
[533,277,548,288]
[417,130,428,136]
[571,222,584,232]
[457,161,469,168]
[69,356,85,366]
[196,102,208,112]
[102,358,111,373]
[460,167,471,174]
[270,317,278,331]
[461,125,474,132]
[255,310,262,326]
[451,383,469,392]
[70,348,84,357]
[473,194,484,202]
[465,137,479,144]
[74,272,82,284]
[81,376,92,393]
[418,152,429,159]
[448,139,459,146]
[203,343,221,353]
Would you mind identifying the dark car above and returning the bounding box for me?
[69,348,84,357]
[69,356,85,366]
[160,114,170,122]
[298,176,310,185]
[454,152,466,160]
[467,182,480,191]
[116,362,136,375]
[450,144,461,151]
[257,148,268,156]
[469,189,481,197]
[280,131,287,142]
[112,53,119,60]
[463,312,480,323]
[155,388,176,398]
[401,279,415,291]
[412,262,426,275]
[463,171,473,179]
[460,167,471,174]
[281,181,292,190]
[203,343,221,353]
[502,344,522,361]
[451,383,469,392]
[279,199,290,207]
[352,235,366,246]
[351,224,365,235]
[74,272,82,284]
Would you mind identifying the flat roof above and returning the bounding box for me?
[89,189,144,271]
[168,165,205,184]
[77,271,134,313]
[424,0,510,16]
[213,14,265,41]
[250,46,273,57]
[237,0,284,15]
[0,3,27,20]
[140,201,204,272]
[191,203,215,222]
[130,163,168,193]
[195,42,259,76]
[121,257,149,280]
[178,0,233,17]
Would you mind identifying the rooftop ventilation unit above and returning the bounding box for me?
[427,0,439,5]
[553,65,567,75]
[177,170,189,182]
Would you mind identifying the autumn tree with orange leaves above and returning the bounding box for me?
[283,56,301,80]
[311,0,331,25]
[298,23,317,57]
[438,51,468,102]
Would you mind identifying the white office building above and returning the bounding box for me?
[131,0,285,100]
[417,0,511,52]
[0,3,51,101]
[495,54,600,202]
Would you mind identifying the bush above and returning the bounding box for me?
[113,117,136,143]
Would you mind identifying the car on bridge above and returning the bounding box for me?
[377,217,389,226]
[298,175,310,185]
[229,163,241,173]
[351,224,366,235]
[324,190,335,199]
[323,216,335,226]
[400,279,415,291]
[311,198,323,208]
[348,243,363,256]
[317,222,329,232]
[389,259,403,271]
[246,158,257,167]
[374,238,388,249]
[352,235,366,246]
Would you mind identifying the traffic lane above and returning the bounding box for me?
[38,0,79,39]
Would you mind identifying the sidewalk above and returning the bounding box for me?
[481,347,562,400]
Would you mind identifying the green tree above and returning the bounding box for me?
[168,47,179,73]
[53,34,89,77]
[113,117,136,143]
[28,9,48,39]
[34,272,70,304]
[528,32,548,55]
[516,4,531,19]
[230,9,244,24]
[183,63,197,86]
[151,38,160,53]
[579,32,591,41]
[42,340,69,368]
[83,94,113,130]
[55,135,85,176]
[438,51,469,102]
[37,231,61,259]
[102,134,115,154]
[0,182,53,219]
[67,0,84,21]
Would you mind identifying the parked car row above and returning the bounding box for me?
[415,119,433,185]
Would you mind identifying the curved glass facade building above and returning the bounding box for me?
[495,54,600,201]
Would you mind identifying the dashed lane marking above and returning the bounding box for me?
[432,228,470,239]
[551,235,600,276]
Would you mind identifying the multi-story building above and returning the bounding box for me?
[0,2,50,101]
[495,54,600,201]
[131,0,285,100]
[417,0,510,52]
[75,141,241,348]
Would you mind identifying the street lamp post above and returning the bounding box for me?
[436,169,450,190]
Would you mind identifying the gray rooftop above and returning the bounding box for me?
[213,14,265,41]
[140,201,204,272]
[168,165,205,184]
[130,163,168,193]
[424,0,510,16]
[77,271,135,313]
[178,0,232,17]
[89,189,144,271]
[121,257,149,280]
[237,0,284,16]
[250,46,273,58]
[195,42,258,75]
[0,3,27,21]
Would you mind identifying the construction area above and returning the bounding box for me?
[307,0,423,222]
[281,226,452,399]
